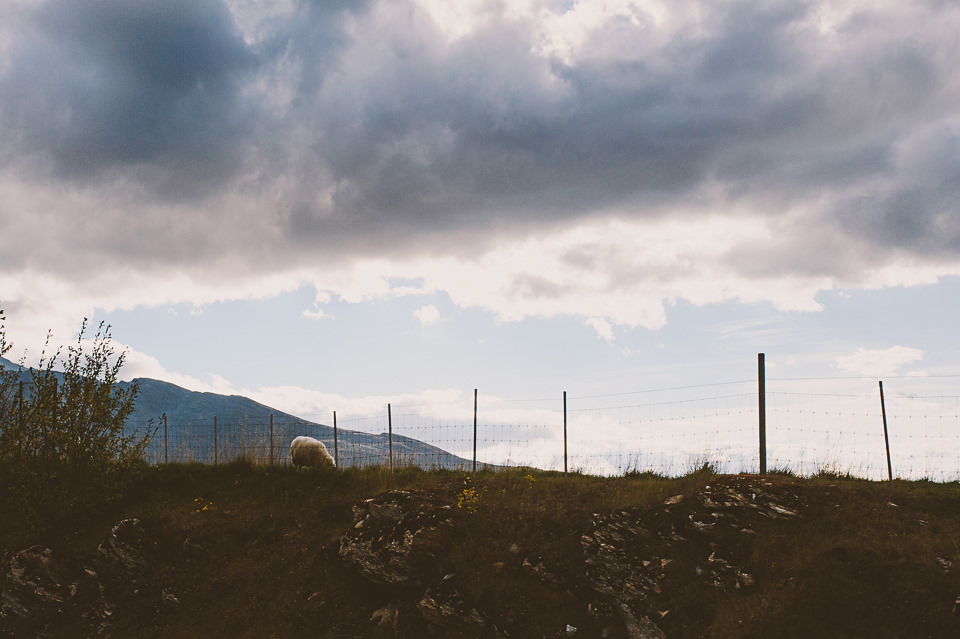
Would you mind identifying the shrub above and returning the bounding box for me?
[0,315,153,527]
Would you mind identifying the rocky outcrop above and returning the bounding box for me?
[0,518,177,638]
[336,477,808,638]
[338,489,459,586]
[582,475,805,638]
[338,489,502,637]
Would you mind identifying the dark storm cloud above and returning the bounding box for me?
[2,0,960,272]
[0,0,259,195]
[277,0,960,265]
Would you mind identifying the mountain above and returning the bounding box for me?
[0,357,475,470]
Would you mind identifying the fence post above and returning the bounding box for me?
[563,391,568,475]
[270,414,274,466]
[880,381,893,481]
[758,353,766,475]
[388,403,393,471]
[214,416,218,465]
[164,414,168,464]
[333,411,339,468]
[473,389,478,473]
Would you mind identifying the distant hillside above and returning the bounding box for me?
[124,376,315,429]
[0,357,475,470]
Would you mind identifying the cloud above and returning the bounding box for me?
[586,317,614,342]
[414,304,441,326]
[0,0,260,197]
[112,346,225,391]
[835,346,924,377]
[2,0,960,348]
[306,214,949,332]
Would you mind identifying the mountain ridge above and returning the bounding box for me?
[0,357,474,469]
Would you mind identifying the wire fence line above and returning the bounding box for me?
[118,375,960,481]
[8,356,960,479]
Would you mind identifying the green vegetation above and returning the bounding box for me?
[0,312,153,535]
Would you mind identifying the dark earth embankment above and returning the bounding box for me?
[3,464,960,638]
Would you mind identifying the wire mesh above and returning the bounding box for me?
[101,379,960,479]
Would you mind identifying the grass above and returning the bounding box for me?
[3,462,960,638]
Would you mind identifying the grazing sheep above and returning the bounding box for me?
[290,436,336,468]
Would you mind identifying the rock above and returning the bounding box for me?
[339,490,510,637]
[582,510,665,637]
[417,580,494,637]
[583,475,806,635]
[632,614,668,639]
[338,490,458,586]
[371,602,399,632]
[97,519,154,571]
[0,545,105,638]
[0,518,173,639]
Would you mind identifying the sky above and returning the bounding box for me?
[2,0,960,475]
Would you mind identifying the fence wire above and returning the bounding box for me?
[114,378,960,480]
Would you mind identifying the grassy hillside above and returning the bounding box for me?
[3,464,960,638]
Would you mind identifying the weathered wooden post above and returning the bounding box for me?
[269,414,274,465]
[164,414,168,464]
[333,411,339,467]
[388,404,393,471]
[214,416,218,465]
[880,381,893,481]
[473,389,478,473]
[758,353,766,475]
[563,391,568,474]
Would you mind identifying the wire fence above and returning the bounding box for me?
[8,356,960,480]
[117,371,960,481]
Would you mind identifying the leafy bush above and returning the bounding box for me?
[0,314,153,527]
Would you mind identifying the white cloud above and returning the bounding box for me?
[302,307,334,321]
[414,304,441,326]
[835,346,924,377]
[306,213,960,337]
[119,348,230,392]
[586,317,614,342]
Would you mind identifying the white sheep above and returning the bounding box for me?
[289,436,337,469]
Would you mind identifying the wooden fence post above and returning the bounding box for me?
[758,353,766,475]
[880,381,893,481]
[214,416,218,465]
[164,414,168,464]
[388,403,393,471]
[563,391,568,474]
[473,389,478,473]
[269,414,274,465]
[333,411,339,467]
